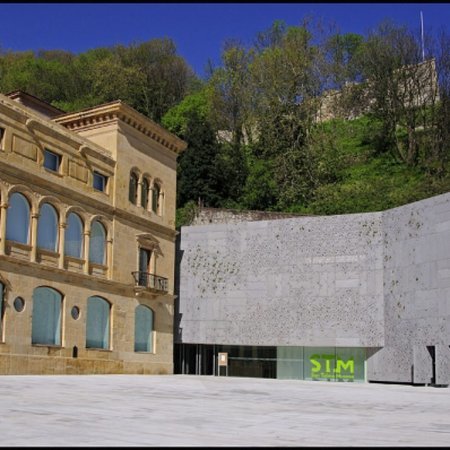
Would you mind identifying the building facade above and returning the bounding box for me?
[0,91,186,375]
[176,192,450,385]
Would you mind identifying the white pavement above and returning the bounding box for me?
[0,374,449,447]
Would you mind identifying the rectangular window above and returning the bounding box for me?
[43,149,61,172]
[0,127,5,149]
[93,171,107,192]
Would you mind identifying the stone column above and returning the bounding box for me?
[137,176,143,208]
[158,191,164,216]
[83,226,91,275]
[106,237,113,280]
[58,221,67,269]
[30,212,39,263]
[0,202,8,255]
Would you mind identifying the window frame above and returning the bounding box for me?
[93,171,108,193]
[89,220,107,265]
[31,286,63,346]
[64,212,84,259]
[152,183,161,215]
[6,192,30,244]
[37,202,59,252]
[134,304,154,353]
[43,148,62,173]
[86,296,111,350]
[0,127,5,150]
[129,171,139,205]
[141,177,150,210]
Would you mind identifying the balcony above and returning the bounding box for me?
[132,271,169,294]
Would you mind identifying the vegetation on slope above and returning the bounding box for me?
[0,18,448,227]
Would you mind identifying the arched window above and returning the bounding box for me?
[134,305,154,352]
[129,171,138,205]
[37,203,59,251]
[86,296,110,349]
[31,287,62,345]
[152,183,161,214]
[89,220,106,265]
[65,212,83,258]
[141,178,150,210]
[6,192,30,244]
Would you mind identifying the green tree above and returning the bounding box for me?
[162,90,224,208]
[114,39,197,122]
[249,22,324,209]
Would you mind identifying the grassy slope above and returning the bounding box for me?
[304,115,450,215]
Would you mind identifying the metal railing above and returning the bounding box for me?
[132,271,168,293]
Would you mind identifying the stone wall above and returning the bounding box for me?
[191,207,307,226]
[0,92,184,375]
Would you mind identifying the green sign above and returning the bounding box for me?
[310,354,355,380]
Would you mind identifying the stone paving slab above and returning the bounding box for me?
[0,374,449,447]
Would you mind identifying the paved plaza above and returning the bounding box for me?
[0,374,449,447]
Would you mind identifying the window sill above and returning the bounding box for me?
[43,167,63,177]
[65,255,85,264]
[86,347,112,352]
[32,344,63,348]
[37,248,59,257]
[92,188,110,197]
[89,263,108,277]
[6,240,31,250]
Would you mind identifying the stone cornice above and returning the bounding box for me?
[54,101,187,155]
[0,93,114,163]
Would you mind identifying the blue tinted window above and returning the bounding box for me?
[43,149,61,172]
[89,220,106,265]
[134,305,154,352]
[86,296,110,349]
[65,213,83,258]
[37,203,59,251]
[32,287,62,345]
[93,172,107,192]
[6,192,30,244]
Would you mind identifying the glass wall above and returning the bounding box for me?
[175,343,366,383]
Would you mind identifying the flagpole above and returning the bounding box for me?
[420,11,425,62]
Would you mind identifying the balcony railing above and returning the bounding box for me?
[132,271,168,293]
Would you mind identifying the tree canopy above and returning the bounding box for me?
[0,19,448,227]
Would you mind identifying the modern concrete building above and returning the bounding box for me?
[175,192,450,385]
[0,91,186,374]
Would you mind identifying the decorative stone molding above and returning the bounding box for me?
[136,233,162,255]
[54,101,187,155]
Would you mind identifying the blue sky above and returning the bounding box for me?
[0,3,448,78]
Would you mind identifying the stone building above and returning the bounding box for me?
[176,192,450,385]
[0,91,186,374]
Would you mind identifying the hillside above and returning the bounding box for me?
[176,112,450,226]
[300,115,450,216]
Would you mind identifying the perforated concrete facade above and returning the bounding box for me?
[177,192,450,384]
